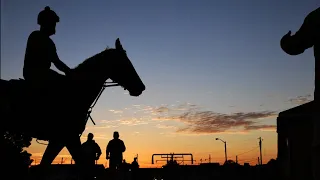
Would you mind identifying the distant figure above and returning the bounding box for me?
[82,133,102,165]
[106,131,126,169]
[121,159,130,170]
[131,157,139,169]
[23,6,71,90]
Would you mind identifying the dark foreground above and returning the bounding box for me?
[27,163,279,180]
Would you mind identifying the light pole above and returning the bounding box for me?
[216,138,227,163]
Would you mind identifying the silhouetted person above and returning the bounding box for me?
[82,133,102,165]
[23,6,71,91]
[131,157,139,169]
[81,133,102,179]
[106,131,126,169]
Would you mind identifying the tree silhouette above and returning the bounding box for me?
[2,130,33,178]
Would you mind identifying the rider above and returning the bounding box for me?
[23,6,71,89]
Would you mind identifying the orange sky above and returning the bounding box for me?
[26,125,277,168]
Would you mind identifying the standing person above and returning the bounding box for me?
[81,133,102,179]
[106,131,126,169]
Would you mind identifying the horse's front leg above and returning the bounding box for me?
[32,140,65,180]
[66,135,92,179]
[40,140,65,165]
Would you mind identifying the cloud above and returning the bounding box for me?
[175,111,276,134]
[289,94,313,105]
[109,109,123,114]
[117,118,149,126]
[92,125,119,129]
[94,103,277,134]
[154,107,170,113]
[156,124,177,129]
[244,125,276,131]
[153,104,277,134]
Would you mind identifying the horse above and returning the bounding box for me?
[280,7,319,180]
[0,38,145,177]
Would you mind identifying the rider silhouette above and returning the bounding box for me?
[23,6,71,89]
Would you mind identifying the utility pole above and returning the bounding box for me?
[225,142,228,162]
[259,137,263,165]
[236,156,238,164]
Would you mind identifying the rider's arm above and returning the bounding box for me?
[52,54,71,74]
[49,41,71,74]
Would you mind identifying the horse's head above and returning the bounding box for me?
[108,38,145,97]
[280,8,319,55]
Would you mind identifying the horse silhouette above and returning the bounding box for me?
[280,7,319,180]
[0,38,145,171]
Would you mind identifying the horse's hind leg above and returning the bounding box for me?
[65,135,82,164]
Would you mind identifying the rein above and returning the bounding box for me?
[36,80,120,145]
[86,81,120,126]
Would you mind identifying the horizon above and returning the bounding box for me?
[1,0,318,168]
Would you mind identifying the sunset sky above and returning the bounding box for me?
[1,0,318,168]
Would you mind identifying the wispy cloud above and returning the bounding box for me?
[153,104,277,134]
[156,124,177,129]
[109,109,123,114]
[244,125,276,131]
[95,103,277,134]
[288,94,313,105]
[117,118,149,126]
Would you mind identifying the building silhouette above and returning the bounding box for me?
[277,100,314,180]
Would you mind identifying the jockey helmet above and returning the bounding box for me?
[37,6,60,25]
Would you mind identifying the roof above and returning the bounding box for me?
[278,100,314,118]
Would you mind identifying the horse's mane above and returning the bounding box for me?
[73,48,114,73]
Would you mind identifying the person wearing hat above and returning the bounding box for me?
[23,6,71,89]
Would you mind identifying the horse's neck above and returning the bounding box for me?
[71,49,113,111]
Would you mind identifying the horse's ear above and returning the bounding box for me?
[115,38,123,50]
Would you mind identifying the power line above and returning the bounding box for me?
[236,146,259,156]
[238,157,258,163]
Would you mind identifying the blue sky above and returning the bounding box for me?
[1,0,318,166]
